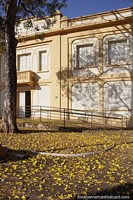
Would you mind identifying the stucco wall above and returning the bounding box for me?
[1,7,133,126]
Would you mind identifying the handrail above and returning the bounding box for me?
[40,107,124,131]
[40,108,123,119]
[28,105,123,117]
[15,105,124,119]
[18,105,124,130]
[0,105,123,131]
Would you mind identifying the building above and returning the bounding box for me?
[0,7,133,127]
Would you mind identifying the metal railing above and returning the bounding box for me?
[0,105,126,131]
[14,105,125,130]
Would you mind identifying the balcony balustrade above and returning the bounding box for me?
[17,70,35,87]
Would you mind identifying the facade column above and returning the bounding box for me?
[98,35,104,113]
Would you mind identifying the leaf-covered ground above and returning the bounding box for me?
[0,127,133,199]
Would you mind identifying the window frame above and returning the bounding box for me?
[17,53,31,71]
[72,82,99,111]
[72,38,98,70]
[76,44,95,68]
[104,81,132,111]
[108,39,129,66]
[39,50,49,72]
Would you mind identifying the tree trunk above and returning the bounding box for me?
[0,144,7,159]
[2,0,19,133]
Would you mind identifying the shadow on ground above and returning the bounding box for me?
[73,183,133,199]
[0,149,36,163]
[19,127,122,134]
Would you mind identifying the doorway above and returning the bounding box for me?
[19,91,31,118]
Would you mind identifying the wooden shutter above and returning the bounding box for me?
[40,51,47,71]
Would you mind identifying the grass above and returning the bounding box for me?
[0,121,133,199]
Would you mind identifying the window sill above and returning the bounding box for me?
[106,63,132,67]
[105,108,131,111]
[73,66,97,70]
[37,70,49,73]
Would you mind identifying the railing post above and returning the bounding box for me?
[40,106,41,123]
[64,108,66,128]
[91,112,92,129]
[68,109,70,120]
[121,115,123,135]
[104,113,106,126]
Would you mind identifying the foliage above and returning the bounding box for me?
[0,16,5,53]
[0,127,133,199]
[0,0,67,133]
[0,0,67,32]
[0,0,67,49]
[0,0,67,18]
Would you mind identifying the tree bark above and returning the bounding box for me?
[0,144,7,159]
[2,0,19,133]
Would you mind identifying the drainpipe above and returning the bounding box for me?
[67,37,69,114]
[59,34,62,119]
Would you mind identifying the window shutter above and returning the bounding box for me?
[37,86,50,107]
[77,44,94,67]
[108,40,127,65]
[40,51,47,71]
[19,54,31,71]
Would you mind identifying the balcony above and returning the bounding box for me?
[17,70,35,87]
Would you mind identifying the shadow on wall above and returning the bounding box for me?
[56,23,133,127]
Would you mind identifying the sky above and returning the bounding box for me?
[61,0,133,18]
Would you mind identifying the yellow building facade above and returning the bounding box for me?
[0,7,133,127]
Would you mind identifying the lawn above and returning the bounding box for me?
[0,124,133,199]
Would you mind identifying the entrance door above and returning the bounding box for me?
[19,91,31,118]
[25,91,31,117]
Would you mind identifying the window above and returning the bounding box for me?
[18,54,31,71]
[77,44,94,68]
[39,51,48,71]
[72,82,99,111]
[37,86,50,107]
[104,81,131,110]
[108,40,128,65]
